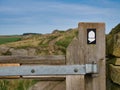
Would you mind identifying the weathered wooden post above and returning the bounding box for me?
[66,22,106,90]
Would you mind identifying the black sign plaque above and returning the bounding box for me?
[87,29,96,44]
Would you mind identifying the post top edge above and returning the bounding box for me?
[78,22,105,25]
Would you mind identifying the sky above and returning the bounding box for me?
[0,0,120,35]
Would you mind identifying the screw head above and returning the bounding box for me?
[31,69,35,73]
[74,68,78,73]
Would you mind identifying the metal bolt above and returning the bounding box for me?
[31,69,35,73]
[74,68,78,73]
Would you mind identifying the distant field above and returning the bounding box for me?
[0,36,22,45]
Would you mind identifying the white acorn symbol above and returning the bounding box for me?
[88,31,95,43]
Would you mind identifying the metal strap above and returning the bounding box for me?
[0,64,97,76]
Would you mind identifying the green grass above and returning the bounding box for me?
[0,79,38,90]
[55,36,75,54]
[55,36,74,48]
[0,37,21,45]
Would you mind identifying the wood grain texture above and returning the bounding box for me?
[0,55,65,65]
[29,81,65,90]
[78,22,106,90]
[66,37,85,90]
[22,76,65,81]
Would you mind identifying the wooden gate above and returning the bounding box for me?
[0,22,106,90]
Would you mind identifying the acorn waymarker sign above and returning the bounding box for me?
[87,29,96,44]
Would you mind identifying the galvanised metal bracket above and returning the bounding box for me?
[0,64,97,76]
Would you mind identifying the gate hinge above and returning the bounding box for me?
[0,64,98,76]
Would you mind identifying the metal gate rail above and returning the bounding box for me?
[0,64,97,76]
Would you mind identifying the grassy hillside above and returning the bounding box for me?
[0,29,78,55]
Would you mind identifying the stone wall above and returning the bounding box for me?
[106,24,120,86]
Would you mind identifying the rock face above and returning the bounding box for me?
[9,48,37,56]
[9,48,28,56]
[109,58,120,85]
[110,64,120,85]
[0,46,10,55]
[106,24,120,57]
[107,24,120,86]
[113,33,120,57]
[0,46,37,56]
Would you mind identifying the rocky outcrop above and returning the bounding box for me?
[0,46,37,56]
[113,33,120,57]
[0,46,10,55]
[27,48,37,56]
[106,24,120,57]
[107,24,120,86]
[110,64,120,85]
[9,48,28,56]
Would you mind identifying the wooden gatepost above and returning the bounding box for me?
[0,22,106,90]
[66,22,106,90]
